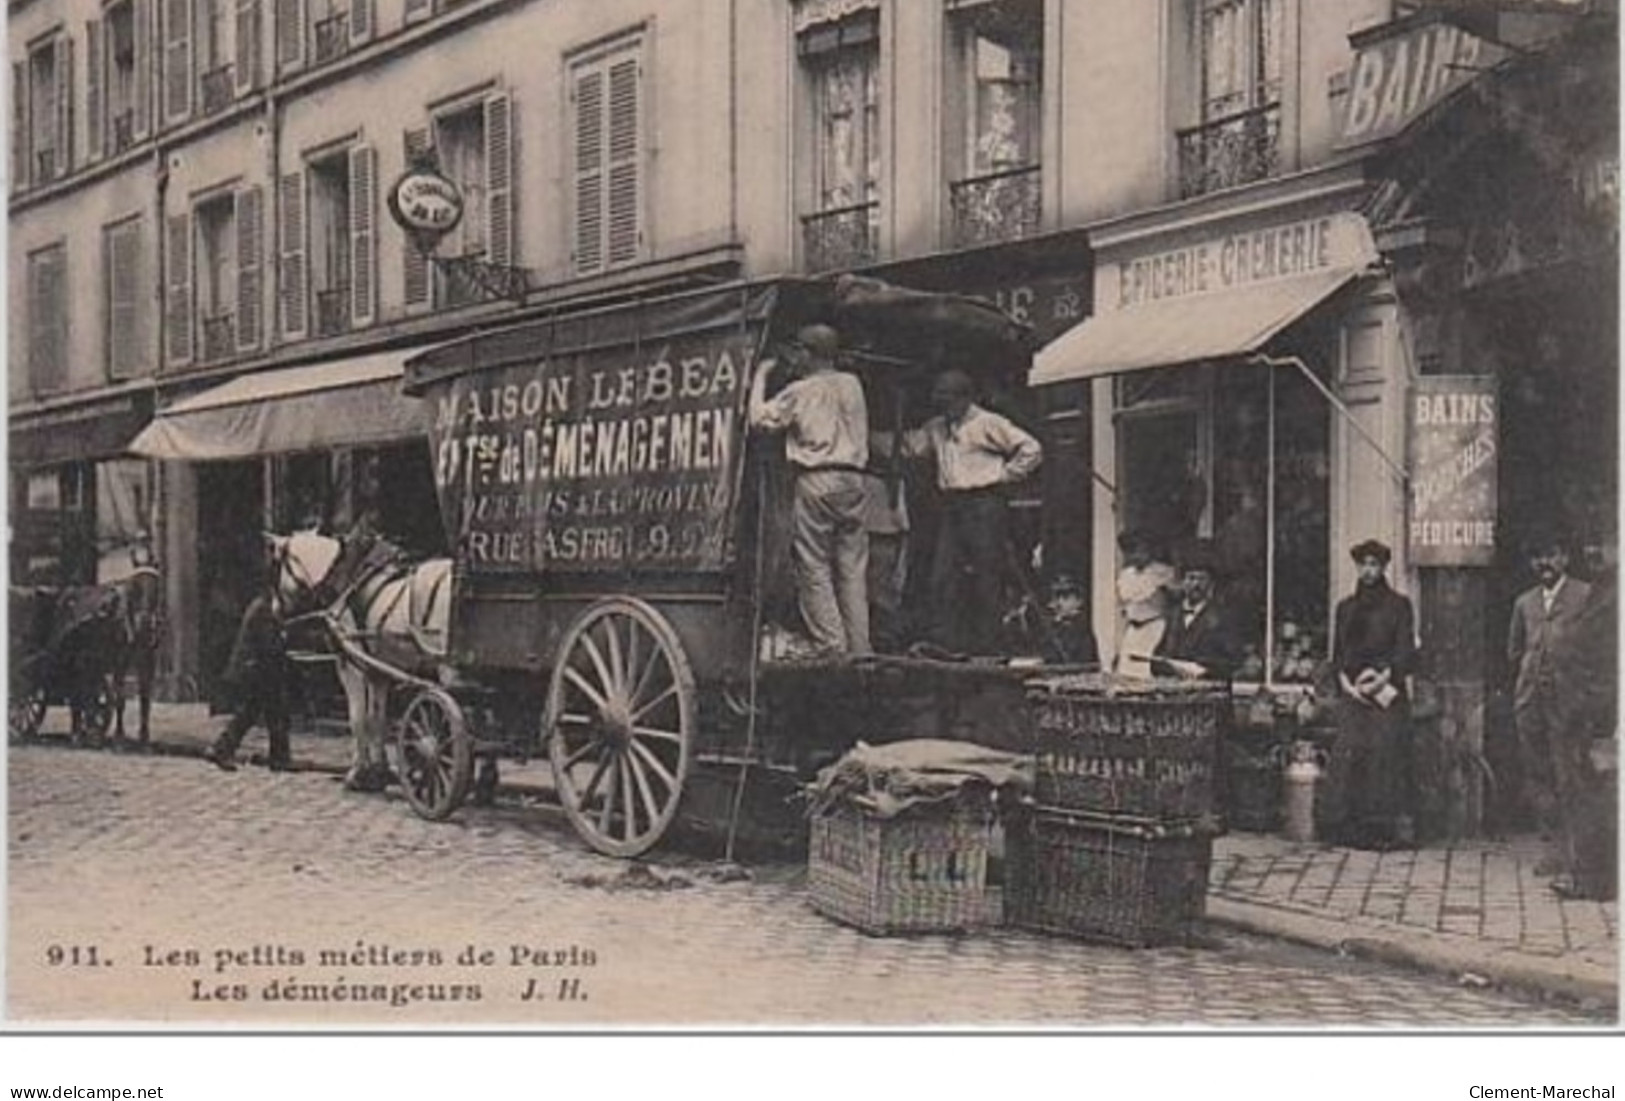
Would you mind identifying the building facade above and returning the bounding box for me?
[11,0,1615,832]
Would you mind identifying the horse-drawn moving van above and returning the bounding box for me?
[272,275,1058,857]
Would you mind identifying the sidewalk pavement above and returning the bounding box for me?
[33,702,1621,1012]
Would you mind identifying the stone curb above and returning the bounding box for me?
[1206,895,1620,1015]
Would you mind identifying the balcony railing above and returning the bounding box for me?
[313,11,350,64]
[201,313,237,362]
[199,64,235,116]
[314,286,351,337]
[33,148,56,182]
[800,200,879,274]
[111,111,135,153]
[949,164,1042,249]
[1176,101,1281,200]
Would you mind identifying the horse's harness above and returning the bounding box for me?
[277,534,410,638]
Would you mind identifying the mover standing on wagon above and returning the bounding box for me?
[748,323,872,658]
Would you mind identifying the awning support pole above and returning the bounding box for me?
[1266,365,1276,692]
[1253,353,1410,485]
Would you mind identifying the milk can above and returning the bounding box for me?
[1280,740,1327,843]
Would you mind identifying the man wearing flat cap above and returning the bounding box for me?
[749,323,871,657]
[1152,540,1239,683]
[1324,539,1419,849]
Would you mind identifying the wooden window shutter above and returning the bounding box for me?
[108,222,143,379]
[605,52,640,267]
[56,36,74,175]
[87,20,104,162]
[278,170,306,337]
[350,0,373,47]
[348,143,376,327]
[164,0,191,122]
[165,211,193,365]
[133,0,152,137]
[572,65,605,275]
[484,92,513,269]
[402,126,431,308]
[14,62,30,189]
[274,0,302,71]
[30,249,70,393]
[404,0,429,24]
[234,0,260,94]
[235,185,264,351]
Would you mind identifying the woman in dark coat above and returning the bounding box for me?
[1324,540,1419,849]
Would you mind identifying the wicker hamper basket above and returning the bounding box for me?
[1027,675,1228,820]
[1007,807,1213,947]
[808,801,1002,935]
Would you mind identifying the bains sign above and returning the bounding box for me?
[1409,377,1499,567]
[1336,21,1508,150]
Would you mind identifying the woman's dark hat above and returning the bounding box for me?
[1350,539,1392,565]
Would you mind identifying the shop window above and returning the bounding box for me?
[1177,0,1284,199]
[27,242,69,396]
[797,6,880,272]
[1114,362,1328,685]
[95,458,152,580]
[104,217,144,379]
[570,33,644,277]
[945,0,1043,248]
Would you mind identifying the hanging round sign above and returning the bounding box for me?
[388,166,465,247]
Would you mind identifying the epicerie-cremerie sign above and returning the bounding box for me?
[1115,217,1337,309]
[389,169,465,236]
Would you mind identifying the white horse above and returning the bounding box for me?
[267,530,454,792]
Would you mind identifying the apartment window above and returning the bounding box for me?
[13,35,71,188]
[310,156,352,333]
[570,34,644,277]
[196,195,237,360]
[104,218,144,379]
[798,8,880,272]
[197,0,235,114]
[946,0,1043,247]
[402,91,511,310]
[27,243,70,395]
[1178,0,1284,198]
[174,185,263,366]
[311,0,350,62]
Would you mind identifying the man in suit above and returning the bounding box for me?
[1508,533,1599,892]
[1153,541,1239,683]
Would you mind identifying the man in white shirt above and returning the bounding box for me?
[888,368,1041,653]
[748,324,871,657]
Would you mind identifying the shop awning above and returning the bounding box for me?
[1029,266,1366,386]
[129,350,427,461]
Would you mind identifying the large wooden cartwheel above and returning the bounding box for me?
[545,598,695,857]
[393,687,473,821]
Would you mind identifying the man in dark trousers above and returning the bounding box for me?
[1152,541,1239,683]
[209,581,293,772]
[1508,532,1598,891]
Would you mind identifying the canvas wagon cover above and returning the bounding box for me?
[403,276,1031,579]
[404,282,781,577]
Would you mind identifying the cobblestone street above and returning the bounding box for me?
[5,743,1609,1027]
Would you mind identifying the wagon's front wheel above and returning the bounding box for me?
[393,688,473,821]
[546,598,694,858]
